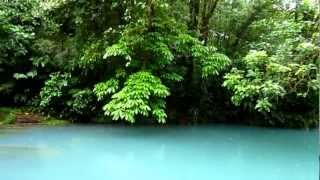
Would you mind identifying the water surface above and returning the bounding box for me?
[0,125,317,180]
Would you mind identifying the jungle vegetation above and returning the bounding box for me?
[0,0,319,128]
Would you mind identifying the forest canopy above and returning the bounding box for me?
[0,0,319,128]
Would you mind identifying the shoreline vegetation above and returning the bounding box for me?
[0,107,69,127]
[0,1,319,129]
[0,106,316,130]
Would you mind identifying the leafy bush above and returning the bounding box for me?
[67,89,95,116]
[39,72,72,108]
[102,72,169,123]
[224,46,319,127]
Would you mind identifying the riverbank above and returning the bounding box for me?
[0,107,69,126]
[0,106,317,129]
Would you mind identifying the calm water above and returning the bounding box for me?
[0,125,317,180]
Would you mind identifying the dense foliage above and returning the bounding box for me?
[0,0,319,128]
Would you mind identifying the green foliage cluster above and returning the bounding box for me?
[223,2,319,127]
[84,0,230,123]
[40,72,72,108]
[224,48,318,112]
[39,72,95,119]
[0,0,319,128]
[0,0,38,100]
[101,72,169,123]
[0,107,17,125]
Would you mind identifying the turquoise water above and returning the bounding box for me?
[0,125,317,180]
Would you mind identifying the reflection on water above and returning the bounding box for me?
[0,145,59,157]
[0,125,317,180]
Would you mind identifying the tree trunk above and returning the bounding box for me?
[199,0,220,44]
[188,0,200,31]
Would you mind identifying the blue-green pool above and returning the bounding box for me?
[0,125,317,180]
